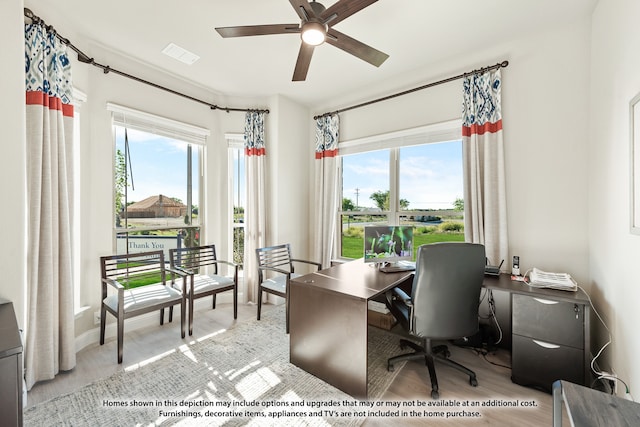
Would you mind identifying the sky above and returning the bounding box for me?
[114,127,199,206]
[342,140,463,210]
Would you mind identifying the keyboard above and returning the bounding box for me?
[379,261,416,273]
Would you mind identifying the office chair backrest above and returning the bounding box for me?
[101,250,167,289]
[411,242,486,340]
[255,244,294,281]
[170,244,219,275]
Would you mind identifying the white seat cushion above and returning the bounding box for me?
[104,283,182,313]
[260,273,302,294]
[174,273,235,296]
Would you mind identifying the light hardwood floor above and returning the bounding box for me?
[27,303,567,425]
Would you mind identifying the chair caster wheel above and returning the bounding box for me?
[388,363,395,372]
[431,390,439,399]
[470,377,478,387]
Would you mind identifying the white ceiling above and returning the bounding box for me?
[26,0,597,107]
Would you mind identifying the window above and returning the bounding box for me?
[338,120,465,260]
[108,104,209,257]
[227,134,245,269]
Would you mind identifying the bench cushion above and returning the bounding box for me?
[104,284,183,313]
[174,273,234,296]
[260,273,302,294]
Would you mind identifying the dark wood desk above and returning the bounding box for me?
[553,380,640,426]
[289,259,412,398]
[290,262,592,397]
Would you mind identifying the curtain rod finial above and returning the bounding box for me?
[500,60,509,68]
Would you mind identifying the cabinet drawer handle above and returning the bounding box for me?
[532,339,560,349]
[533,298,558,305]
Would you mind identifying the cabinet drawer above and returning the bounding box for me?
[512,294,584,348]
[511,334,585,391]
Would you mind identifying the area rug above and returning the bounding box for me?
[24,306,405,426]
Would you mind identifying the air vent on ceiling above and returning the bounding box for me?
[161,43,200,65]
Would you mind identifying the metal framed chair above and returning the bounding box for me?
[99,250,188,363]
[255,244,321,333]
[169,244,238,335]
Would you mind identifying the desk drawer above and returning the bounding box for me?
[511,334,584,391]
[512,294,584,348]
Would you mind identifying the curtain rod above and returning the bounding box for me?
[23,8,269,115]
[313,60,509,120]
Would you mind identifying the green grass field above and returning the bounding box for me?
[341,232,464,259]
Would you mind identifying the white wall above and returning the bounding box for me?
[314,17,592,286]
[0,0,27,327]
[590,0,640,395]
[266,95,313,257]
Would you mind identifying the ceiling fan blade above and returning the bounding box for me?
[320,0,378,25]
[289,0,315,21]
[215,24,300,38]
[292,43,315,81]
[326,28,388,67]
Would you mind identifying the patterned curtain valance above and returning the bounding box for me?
[315,114,339,159]
[244,111,266,156]
[25,22,73,117]
[462,69,502,137]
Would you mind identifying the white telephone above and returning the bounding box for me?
[527,268,577,291]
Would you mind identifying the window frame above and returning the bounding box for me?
[226,133,245,271]
[108,104,209,252]
[336,119,463,260]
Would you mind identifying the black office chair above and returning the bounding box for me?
[386,242,486,399]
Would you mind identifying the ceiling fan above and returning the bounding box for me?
[215,0,389,81]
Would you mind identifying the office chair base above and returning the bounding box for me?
[387,338,478,399]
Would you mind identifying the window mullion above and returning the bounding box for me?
[389,148,399,224]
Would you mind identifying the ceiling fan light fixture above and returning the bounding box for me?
[301,21,326,46]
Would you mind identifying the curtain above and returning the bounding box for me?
[24,22,76,389]
[243,112,267,303]
[462,68,509,267]
[313,114,340,268]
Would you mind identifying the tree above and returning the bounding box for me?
[342,197,356,211]
[114,149,128,226]
[369,190,410,210]
[370,190,389,210]
[453,197,464,211]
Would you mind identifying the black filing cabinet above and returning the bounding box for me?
[511,291,590,392]
[0,301,23,427]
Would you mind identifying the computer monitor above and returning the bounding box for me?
[363,225,414,265]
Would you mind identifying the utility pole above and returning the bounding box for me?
[355,188,360,209]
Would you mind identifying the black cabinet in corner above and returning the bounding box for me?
[0,301,23,427]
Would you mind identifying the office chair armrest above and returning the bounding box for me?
[167,266,191,277]
[210,259,239,268]
[102,277,124,290]
[290,258,322,271]
[258,266,291,276]
[390,287,412,307]
[166,266,192,292]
